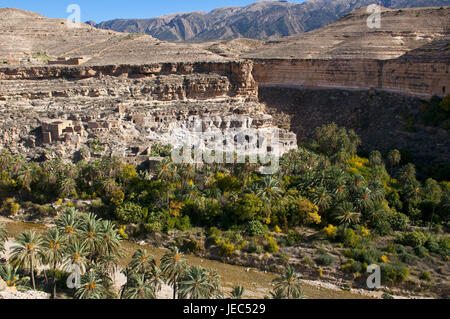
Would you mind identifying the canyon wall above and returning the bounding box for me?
[0,61,258,101]
[252,58,449,98]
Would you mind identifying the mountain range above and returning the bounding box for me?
[88,0,450,42]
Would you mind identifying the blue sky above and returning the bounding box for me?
[1,0,307,22]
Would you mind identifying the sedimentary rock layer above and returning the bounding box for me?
[0,61,258,100]
[252,58,449,97]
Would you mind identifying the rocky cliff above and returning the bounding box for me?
[0,61,258,101]
[252,57,449,98]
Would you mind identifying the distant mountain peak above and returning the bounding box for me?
[91,0,450,42]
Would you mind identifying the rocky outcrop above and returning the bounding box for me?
[252,58,449,98]
[0,61,258,100]
[0,59,298,166]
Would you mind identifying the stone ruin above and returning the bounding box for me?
[31,100,297,170]
[48,57,90,66]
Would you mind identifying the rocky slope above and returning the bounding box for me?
[0,8,228,65]
[91,0,450,42]
[244,6,450,60]
[245,7,450,98]
[0,9,297,166]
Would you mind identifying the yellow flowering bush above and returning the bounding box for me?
[359,225,370,237]
[219,239,236,256]
[2,198,20,215]
[307,212,322,225]
[118,225,128,239]
[264,235,279,254]
[322,224,337,239]
[381,255,390,263]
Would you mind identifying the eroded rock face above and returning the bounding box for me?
[0,60,296,166]
[259,86,450,170]
[252,58,450,98]
[0,61,258,99]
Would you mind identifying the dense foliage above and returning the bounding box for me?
[1,122,449,294]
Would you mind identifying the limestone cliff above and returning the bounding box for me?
[252,57,449,98]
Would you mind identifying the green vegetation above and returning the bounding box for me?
[0,211,303,299]
[33,52,52,64]
[0,122,449,296]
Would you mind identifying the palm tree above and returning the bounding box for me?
[178,266,214,299]
[0,224,7,254]
[272,265,303,299]
[121,273,156,299]
[79,213,102,261]
[180,164,196,185]
[230,286,245,299]
[74,270,105,299]
[160,246,187,299]
[204,268,223,299]
[387,149,401,172]
[157,160,179,210]
[9,231,43,290]
[63,240,89,274]
[335,202,361,231]
[41,228,64,298]
[57,177,77,198]
[99,220,123,260]
[257,176,283,203]
[149,267,165,293]
[312,187,332,213]
[369,150,383,168]
[0,264,30,291]
[355,188,374,211]
[128,249,156,276]
[56,208,81,243]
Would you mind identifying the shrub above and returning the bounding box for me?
[278,253,290,264]
[398,230,427,248]
[420,271,432,281]
[2,198,20,216]
[246,241,263,254]
[114,202,148,224]
[315,253,334,266]
[341,259,364,274]
[207,227,222,237]
[219,239,236,256]
[246,220,268,237]
[181,238,201,253]
[372,218,393,236]
[414,246,429,258]
[264,236,279,254]
[380,262,410,284]
[286,230,303,246]
[387,212,410,231]
[340,228,361,248]
[144,222,162,233]
[322,224,337,239]
[425,238,440,254]
[345,247,382,265]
